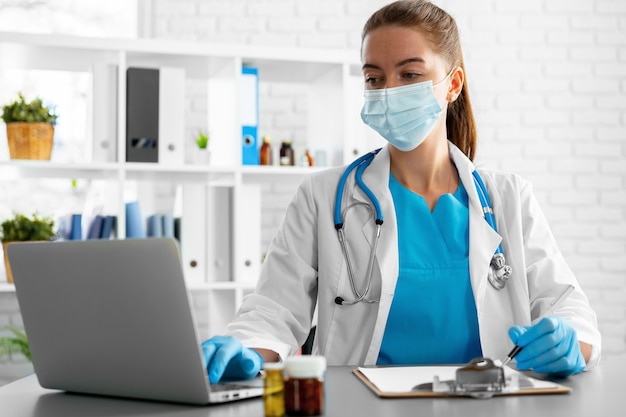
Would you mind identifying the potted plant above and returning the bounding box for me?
[1,213,55,283]
[193,130,210,164]
[0,325,31,362]
[1,92,59,160]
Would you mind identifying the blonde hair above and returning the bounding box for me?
[362,0,477,160]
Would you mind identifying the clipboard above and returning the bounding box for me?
[353,363,571,398]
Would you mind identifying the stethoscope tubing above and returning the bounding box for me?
[334,149,382,228]
[472,171,504,256]
[333,149,511,305]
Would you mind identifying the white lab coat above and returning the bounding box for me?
[225,143,601,369]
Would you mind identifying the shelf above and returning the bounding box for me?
[240,165,325,184]
[0,160,119,180]
[0,31,357,79]
[123,163,234,184]
[0,159,329,184]
[0,30,361,322]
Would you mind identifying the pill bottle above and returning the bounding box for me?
[304,150,314,167]
[283,356,326,416]
[260,136,273,166]
[279,141,295,166]
[299,149,314,167]
[263,362,285,417]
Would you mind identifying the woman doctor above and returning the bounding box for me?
[202,0,601,383]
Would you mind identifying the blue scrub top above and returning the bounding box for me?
[377,173,482,365]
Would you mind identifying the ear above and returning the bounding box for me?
[447,66,464,103]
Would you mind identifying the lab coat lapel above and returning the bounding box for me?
[348,146,398,364]
[449,144,502,305]
[347,147,389,248]
[350,147,396,293]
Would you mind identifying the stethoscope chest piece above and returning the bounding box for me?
[487,253,512,290]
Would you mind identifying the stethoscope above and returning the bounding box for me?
[333,149,512,306]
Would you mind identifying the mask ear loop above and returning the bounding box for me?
[442,66,463,103]
[433,67,457,88]
[431,67,458,110]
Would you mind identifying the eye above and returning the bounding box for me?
[364,75,384,88]
[402,72,422,81]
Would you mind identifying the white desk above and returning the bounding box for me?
[0,360,623,417]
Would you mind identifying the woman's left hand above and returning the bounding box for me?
[508,316,586,377]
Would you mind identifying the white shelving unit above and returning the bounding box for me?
[0,31,383,335]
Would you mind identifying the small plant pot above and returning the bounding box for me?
[193,148,211,164]
[6,122,54,160]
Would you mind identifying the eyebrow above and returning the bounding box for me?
[362,57,427,71]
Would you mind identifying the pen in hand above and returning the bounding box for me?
[501,284,575,367]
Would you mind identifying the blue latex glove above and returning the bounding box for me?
[508,316,586,377]
[201,335,264,383]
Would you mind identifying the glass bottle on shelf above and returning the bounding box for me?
[279,141,295,166]
[260,136,273,166]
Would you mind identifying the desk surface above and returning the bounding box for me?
[1,359,623,417]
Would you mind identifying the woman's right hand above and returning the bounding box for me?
[201,335,264,383]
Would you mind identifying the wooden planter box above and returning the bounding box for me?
[6,122,54,160]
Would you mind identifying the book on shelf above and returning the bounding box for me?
[125,201,146,239]
[162,214,175,238]
[86,215,104,239]
[70,214,82,240]
[99,215,116,240]
[147,214,163,238]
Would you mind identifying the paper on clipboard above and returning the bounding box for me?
[354,365,571,398]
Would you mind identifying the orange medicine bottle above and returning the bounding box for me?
[260,136,273,166]
[283,356,326,416]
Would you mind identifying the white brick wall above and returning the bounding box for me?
[148,0,626,359]
[0,0,624,385]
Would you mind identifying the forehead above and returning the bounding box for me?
[361,25,438,66]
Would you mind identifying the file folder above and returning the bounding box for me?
[233,184,261,283]
[126,67,185,164]
[241,66,259,165]
[158,67,185,165]
[91,63,118,163]
[126,68,159,163]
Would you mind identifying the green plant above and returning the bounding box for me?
[0,213,55,242]
[1,92,58,125]
[0,325,31,362]
[195,130,209,149]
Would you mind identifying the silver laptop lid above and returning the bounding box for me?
[8,238,212,404]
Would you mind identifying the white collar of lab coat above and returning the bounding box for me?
[353,142,503,307]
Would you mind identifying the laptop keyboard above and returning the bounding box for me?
[211,381,263,392]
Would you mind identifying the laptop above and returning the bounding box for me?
[7,237,263,405]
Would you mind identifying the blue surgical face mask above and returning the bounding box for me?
[360,73,451,152]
